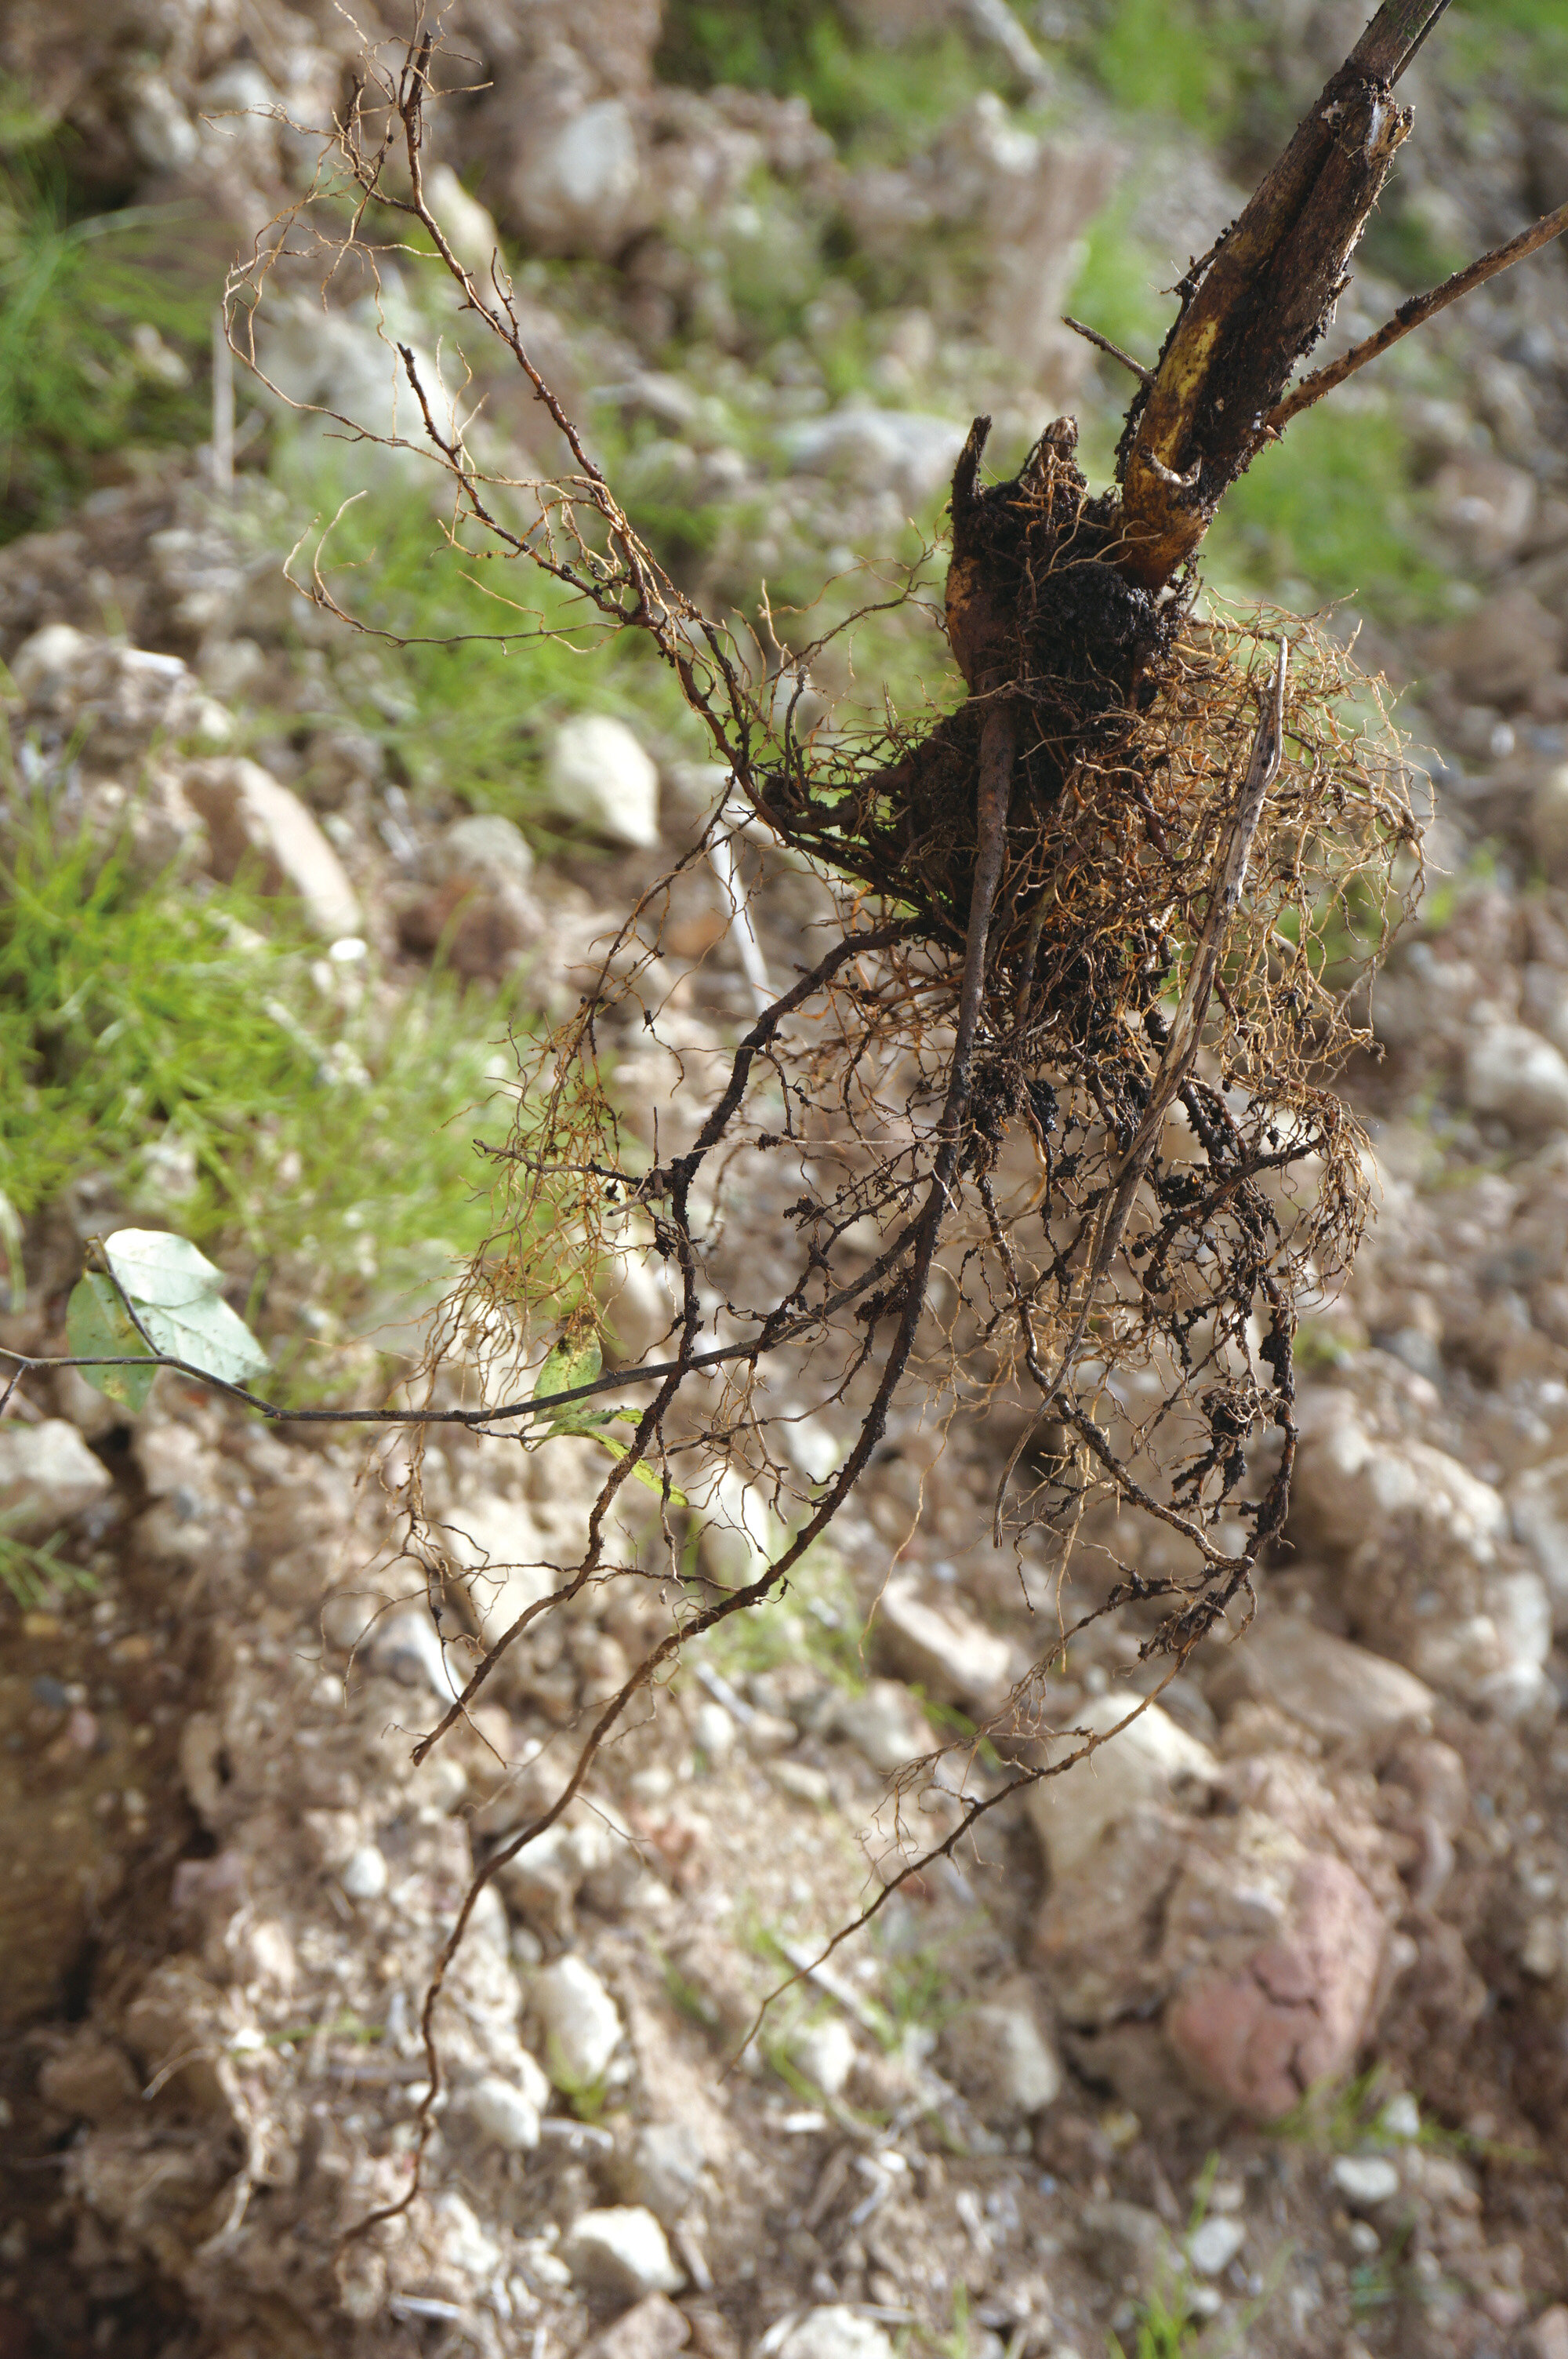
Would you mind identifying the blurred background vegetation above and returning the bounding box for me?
[1,0,1559,1366]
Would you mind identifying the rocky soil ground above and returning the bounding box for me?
[6,3,1568,2357]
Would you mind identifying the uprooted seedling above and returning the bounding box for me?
[13,0,1568,2236]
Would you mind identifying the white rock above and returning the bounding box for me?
[1433,1569,1553,1721]
[463,2071,543,2153]
[431,2188,503,2288]
[535,1954,622,2087]
[783,404,967,510]
[1379,2093,1422,2140]
[691,1699,736,1761]
[773,2309,896,2359]
[253,292,443,485]
[1208,1617,1436,1744]
[425,162,503,280]
[508,99,643,259]
[564,2205,682,2302]
[0,1419,113,1544]
[499,1809,638,1933]
[1186,2215,1246,2277]
[1294,1391,1507,1561]
[11,623,95,707]
[877,1577,1015,1717]
[1465,1022,1568,1136]
[546,715,660,849]
[365,1605,463,1701]
[125,72,199,173]
[698,1467,782,1588]
[1029,1694,1218,1880]
[435,811,535,887]
[941,1983,1061,2123]
[789,2016,856,2099]
[599,1238,677,1363]
[1331,2155,1401,2207]
[1510,1456,1568,1632]
[623,2121,705,2226]
[433,1492,552,1644]
[339,1845,388,1900]
[832,1677,937,1773]
[183,758,361,939]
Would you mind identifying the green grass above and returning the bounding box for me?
[1448,0,1568,117]
[1108,2282,1202,2359]
[0,1513,94,1612]
[272,456,709,821]
[702,1541,867,1690]
[1065,200,1174,381]
[656,0,1007,155]
[0,102,216,542]
[1086,0,1238,127]
[0,807,516,1343]
[1204,402,1446,622]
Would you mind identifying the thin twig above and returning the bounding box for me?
[1271,200,1568,428]
[1061,315,1154,385]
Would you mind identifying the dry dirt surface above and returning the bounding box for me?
[7,2,1568,2358]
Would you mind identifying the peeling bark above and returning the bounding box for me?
[1111,0,1452,591]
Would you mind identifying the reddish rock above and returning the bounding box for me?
[1163,1852,1385,2121]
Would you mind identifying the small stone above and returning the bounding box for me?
[1331,2155,1402,2208]
[424,162,504,279]
[579,2293,691,2359]
[940,1983,1061,2125]
[366,1606,462,1701]
[691,1699,735,1762]
[339,1845,388,1901]
[1207,1618,1436,1744]
[622,2121,705,2226]
[125,71,199,172]
[741,1710,799,1757]
[38,2034,140,2125]
[773,2309,897,2359]
[1522,1916,1566,1979]
[1526,2305,1568,2359]
[1465,1022,1568,1136]
[1378,2093,1422,2141]
[783,404,969,510]
[463,2072,542,2153]
[534,1953,622,2088]
[770,1760,832,1807]
[505,99,642,260]
[1078,2199,1176,2294]
[11,622,96,707]
[789,2017,857,2100]
[1435,587,1563,710]
[0,1419,113,1544]
[1186,2216,1245,2277]
[436,809,535,886]
[563,2206,682,2303]
[1509,1456,1568,1633]
[1029,1693,1218,1880]
[545,715,659,849]
[877,1577,1015,1717]
[832,1678,936,1773]
[183,757,361,939]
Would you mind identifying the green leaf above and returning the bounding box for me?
[65,1272,156,1409]
[532,1325,604,1406]
[98,1228,268,1390]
